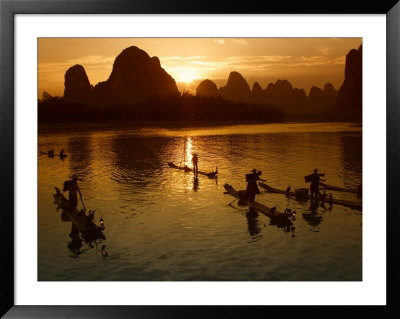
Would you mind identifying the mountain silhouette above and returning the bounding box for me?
[63,46,179,107]
[201,73,338,115]
[63,64,93,103]
[308,86,326,112]
[41,47,284,124]
[289,88,308,113]
[251,81,265,103]
[194,74,327,118]
[219,71,252,102]
[322,83,339,110]
[196,79,219,97]
[92,46,179,106]
[332,45,362,119]
[41,44,361,123]
[264,79,294,111]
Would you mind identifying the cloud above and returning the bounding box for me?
[39,55,114,74]
[316,46,329,56]
[232,39,248,46]
[159,56,206,62]
[187,60,209,66]
[213,39,225,45]
[158,54,347,83]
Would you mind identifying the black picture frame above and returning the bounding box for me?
[1,0,399,318]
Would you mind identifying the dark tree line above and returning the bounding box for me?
[38,93,284,123]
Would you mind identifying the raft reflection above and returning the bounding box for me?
[246,209,261,237]
[67,224,107,259]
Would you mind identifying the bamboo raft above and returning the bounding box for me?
[320,182,360,194]
[53,188,104,235]
[168,162,218,179]
[224,183,292,222]
[259,182,362,210]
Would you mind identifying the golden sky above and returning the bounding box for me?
[38,38,362,98]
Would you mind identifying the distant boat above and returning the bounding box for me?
[168,162,218,179]
[40,150,54,157]
[223,183,292,223]
[40,150,68,159]
[259,182,362,210]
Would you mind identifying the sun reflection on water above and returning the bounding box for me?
[186,137,193,166]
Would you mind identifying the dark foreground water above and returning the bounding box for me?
[38,122,362,281]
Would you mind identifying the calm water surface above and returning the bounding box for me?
[38,122,362,281]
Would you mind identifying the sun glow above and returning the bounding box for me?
[174,68,199,83]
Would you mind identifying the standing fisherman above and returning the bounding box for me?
[246,169,265,201]
[192,153,199,176]
[308,168,325,200]
[63,174,83,210]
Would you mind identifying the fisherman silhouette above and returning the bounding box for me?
[192,153,199,176]
[246,169,263,201]
[308,168,325,200]
[63,174,83,209]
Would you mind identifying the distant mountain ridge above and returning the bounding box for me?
[196,75,338,115]
[46,44,361,122]
[195,45,361,119]
[219,71,252,102]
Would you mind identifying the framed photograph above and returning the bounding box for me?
[1,0,399,318]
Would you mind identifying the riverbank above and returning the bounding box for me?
[38,120,362,134]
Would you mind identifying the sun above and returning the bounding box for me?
[174,68,199,84]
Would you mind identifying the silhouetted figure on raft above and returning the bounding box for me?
[63,174,83,209]
[192,153,199,176]
[59,149,67,159]
[286,185,291,196]
[305,168,325,200]
[245,169,265,201]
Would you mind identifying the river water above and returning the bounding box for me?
[38,122,362,281]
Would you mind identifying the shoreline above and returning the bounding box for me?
[38,119,362,134]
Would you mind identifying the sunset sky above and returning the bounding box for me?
[38,38,362,98]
